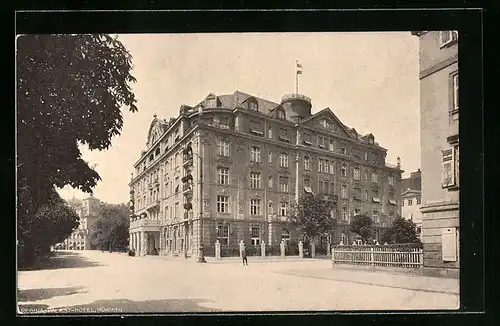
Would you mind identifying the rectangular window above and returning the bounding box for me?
[279,176,289,193]
[268,175,273,188]
[453,73,459,112]
[303,133,312,145]
[354,208,361,216]
[372,211,379,223]
[329,161,335,174]
[363,189,368,201]
[416,197,421,205]
[250,172,261,189]
[304,177,311,188]
[175,202,179,220]
[250,199,261,215]
[304,156,310,170]
[250,120,264,135]
[217,223,229,245]
[341,146,347,155]
[441,147,456,188]
[354,187,361,201]
[279,153,289,168]
[439,31,458,48]
[388,175,394,186]
[279,128,290,141]
[353,168,360,181]
[342,207,348,222]
[372,172,379,183]
[364,152,368,161]
[217,167,229,184]
[206,98,217,108]
[280,202,288,217]
[220,117,229,129]
[341,164,347,177]
[329,140,335,151]
[251,146,261,162]
[341,184,348,199]
[217,195,229,213]
[329,182,335,194]
[249,102,258,111]
[217,139,230,157]
[268,152,273,164]
[251,226,260,246]
[318,136,325,148]
[268,126,273,139]
[364,170,369,181]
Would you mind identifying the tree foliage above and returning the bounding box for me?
[88,204,130,252]
[18,189,79,267]
[16,34,137,265]
[381,216,421,245]
[289,194,338,241]
[349,214,373,244]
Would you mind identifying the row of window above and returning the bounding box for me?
[216,195,289,217]
[401,197,421,206]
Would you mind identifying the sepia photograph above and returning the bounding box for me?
[16,30,461,314]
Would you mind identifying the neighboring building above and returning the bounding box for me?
[412,31,459,277]
[61,195,102,250]
[401,169,422,239]
[128,91,403,257]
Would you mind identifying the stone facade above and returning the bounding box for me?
[413,31,459,277]
[128,91,403,257]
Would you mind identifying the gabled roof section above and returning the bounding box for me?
[146,116,168,148]
[300,107,354,139]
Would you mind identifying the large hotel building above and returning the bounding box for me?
[128,91,403,257]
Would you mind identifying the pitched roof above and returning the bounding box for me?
[197,91,280,113]
[401,170,422,192]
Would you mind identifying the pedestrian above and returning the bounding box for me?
[242,243,248,266]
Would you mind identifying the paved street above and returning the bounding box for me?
[17,250,459,313]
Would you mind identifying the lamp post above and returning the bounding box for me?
[190,151,206,263]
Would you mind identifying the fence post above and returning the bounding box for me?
[298,241,304,258]
[331,247,335,269]
[311,242,316,258]
[261,241,266,259]
[215,240,221,260]
[280,240,285,258]
[419,248,424,269]
[370,247,374,266]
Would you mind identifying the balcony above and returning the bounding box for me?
[321,194,338,202]
[183,184,193,195]
[281,93,312,104]
[153,178,159,187]
[183,157,193,166]
[130,218,161,229]
[145,199,160,211]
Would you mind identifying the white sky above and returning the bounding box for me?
[58,32,420,204]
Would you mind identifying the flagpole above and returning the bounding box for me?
[295,60,298,94]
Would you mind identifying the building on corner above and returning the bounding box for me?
[412,30,459,277]
[401,169,422,239]
[128,91,403,257]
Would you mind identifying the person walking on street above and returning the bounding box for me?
[242,243,248,266]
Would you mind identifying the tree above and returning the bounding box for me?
[381,216,421,245]
[349,214,373,244]
[289,194,338,243]
[17,34,137,265]
[88,204,130,252]
[18,189,80,267]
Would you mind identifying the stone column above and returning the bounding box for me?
[261,241,266,259]
[239,240,244,258]
[280,240,285,258]
[298,241,304,258]
[129,233,132,251]
[138,232,142,256]
[215,240,221,260]
[143,232,148,255]
[311,242,316,258]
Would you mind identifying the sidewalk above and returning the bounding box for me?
[276,266,459,295]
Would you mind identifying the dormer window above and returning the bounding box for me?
[277,109,286,119]
[368,136,374,145]
[248,101,258,111]
[206,97,217,108]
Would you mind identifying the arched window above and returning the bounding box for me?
[340,233,346,245]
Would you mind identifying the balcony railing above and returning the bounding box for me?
[130,218,161,228]
[183,211,194,220]
[145,199,160,211]
[281,93,311,104]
